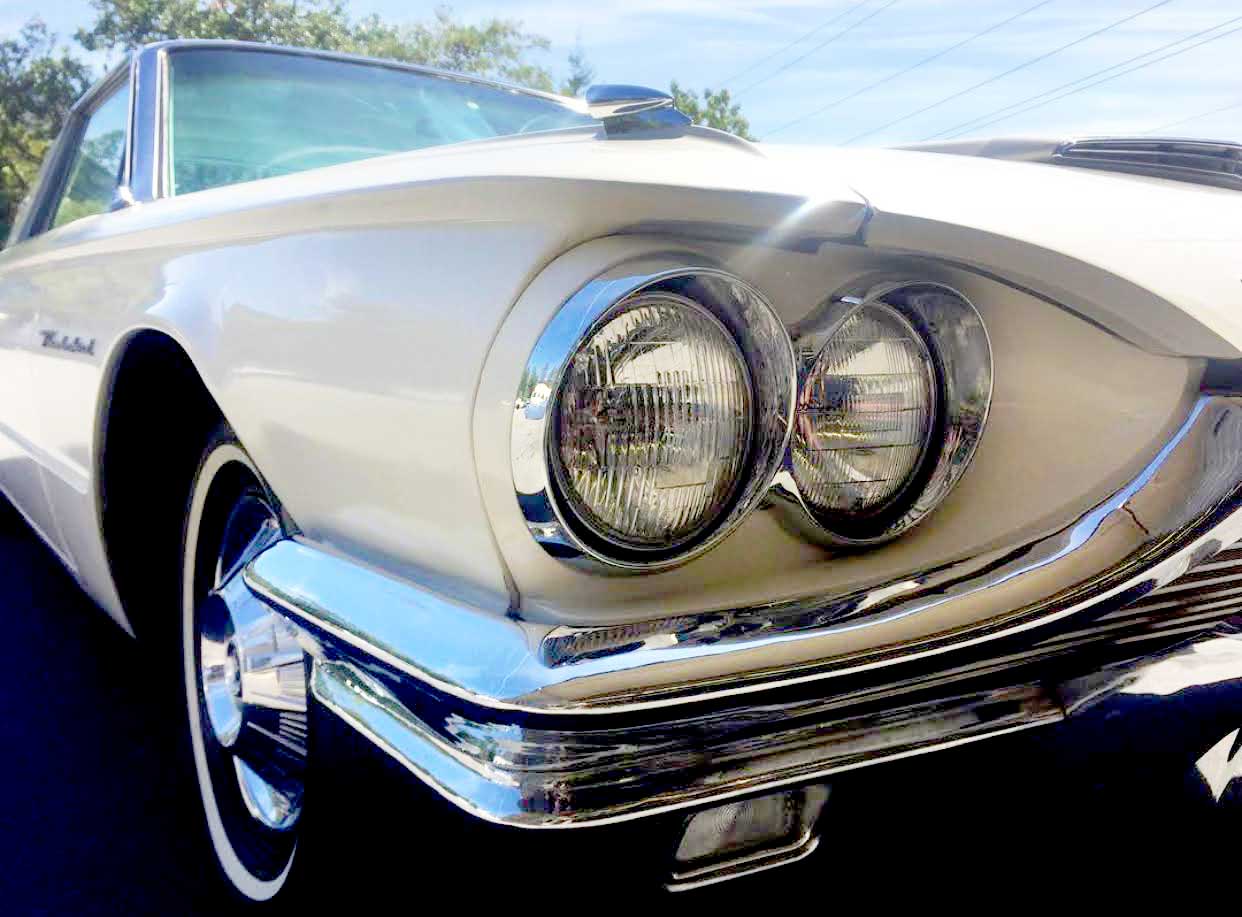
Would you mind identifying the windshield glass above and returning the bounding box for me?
[167,48,593,196]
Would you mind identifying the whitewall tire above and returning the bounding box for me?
[181,430,306,902]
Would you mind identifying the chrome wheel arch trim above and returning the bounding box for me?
[244,394,1242,716]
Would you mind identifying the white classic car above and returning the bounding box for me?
[3,38,1242,900]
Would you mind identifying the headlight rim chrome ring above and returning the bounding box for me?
[511,261,797,571]
[778,279,993,547]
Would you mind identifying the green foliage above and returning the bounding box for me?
[78,1,558,88]
[0,20,92,240]
[77,0,362,51]
[669,81,755,140]
[560,42,594,97]
[349,7,555,91]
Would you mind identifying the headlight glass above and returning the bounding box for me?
[793,301,937,520]
[553,292,753,551]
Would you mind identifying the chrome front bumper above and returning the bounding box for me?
[227,394,1242,828]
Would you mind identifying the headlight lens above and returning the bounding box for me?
[553,291,753,551]
[793,301,937,521]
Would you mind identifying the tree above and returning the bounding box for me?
[350,8,556,91]
[0,20,92,240]
[79,0,360,53]
[560,41,594,97]
[669,81,755,140]
[78,1,558,89]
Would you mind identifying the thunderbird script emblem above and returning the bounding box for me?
[40,329,95,356]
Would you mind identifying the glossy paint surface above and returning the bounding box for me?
[0,100,1235,636]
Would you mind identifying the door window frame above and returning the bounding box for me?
[15,59,136,243]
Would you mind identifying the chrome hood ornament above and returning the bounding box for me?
[585,84,692,136]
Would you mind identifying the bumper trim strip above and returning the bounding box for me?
[310,653,1060,828]
[309,624,1242,827]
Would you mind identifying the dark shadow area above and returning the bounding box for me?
[1,493,1238,912]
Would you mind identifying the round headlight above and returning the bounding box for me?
[552,291,753,552]
[781,282,991,545]
[793,301,937,520]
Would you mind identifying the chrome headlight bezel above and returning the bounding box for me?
[773,280,993,546]
[511,263,797,570]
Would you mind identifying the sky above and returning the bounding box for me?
[5,0,1241,145]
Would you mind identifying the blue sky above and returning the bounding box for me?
[5,0,1240,144]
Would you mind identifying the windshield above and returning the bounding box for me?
[167,48,594,196]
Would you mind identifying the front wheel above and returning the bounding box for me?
[181,428,308,901]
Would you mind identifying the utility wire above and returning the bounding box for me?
[927,13,1242,139]
[1144,98,1242,134]
[721,0,875,88]
[933,17,1242,139]
[840,0,1174,145]
[765,0,1056,139]
[735,0,902,98]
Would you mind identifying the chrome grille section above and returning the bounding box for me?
[1037,538,1242,651]
[1052,137,1242,190]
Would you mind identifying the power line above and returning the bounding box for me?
[735,0,903,98]
[1145,98,1242,134]
[927,13,1242,139]
[720,0,875,88]
[765,0,1056,139]
[840,0,1174,145]
[933,17,1242,139]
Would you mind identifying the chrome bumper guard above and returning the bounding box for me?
[236,394,1242,827]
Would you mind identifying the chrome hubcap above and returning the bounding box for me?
[197,493,308,833]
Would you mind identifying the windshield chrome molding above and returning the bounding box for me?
[245,395,1242,717]
[137,40,595,203]
[138,38,585,117]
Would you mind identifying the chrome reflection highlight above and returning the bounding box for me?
[553,292,753,552]
[777,281,992,546]
[513,261,796,569]
[793,300,937,522]
[198,491,308,835]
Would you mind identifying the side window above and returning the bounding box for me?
[50,85,130,230]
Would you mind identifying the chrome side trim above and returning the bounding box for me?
[1052,137,1241,190]
[247,395,1242,715]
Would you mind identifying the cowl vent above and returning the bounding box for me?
[1052,137,1241,190]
